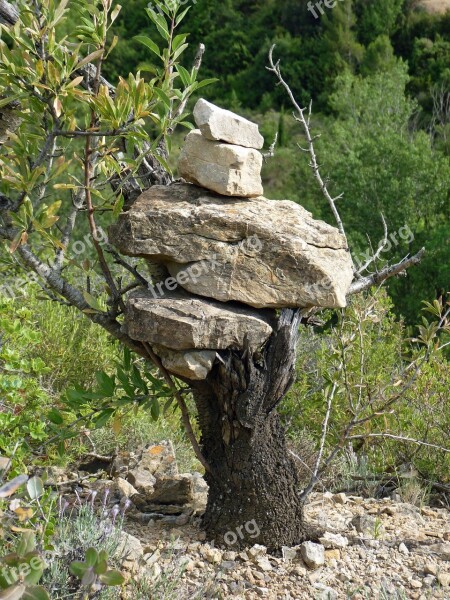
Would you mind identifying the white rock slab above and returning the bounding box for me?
[194,98,264,149]
[178,130,263,198]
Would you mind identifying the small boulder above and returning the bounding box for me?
[300,541,325,570]
[149,475,194,505]
[152,345,216,380]
[117,531,144,564]
[319,532,349,550]
[281,546,297,562]
[437,572,450,587]
[127,468,156,494]
[193,98,264,149]
[179,130,263,197]
[139,440,178,478]
[116,477,138,499]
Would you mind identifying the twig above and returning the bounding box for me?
[300,383,336,500]
[357,214,389,275]
[346,433,450,453]
[167,43,205,135]
[44,473,101,488]
[142,342,213,477]
[348,248,426,296]
[267,45,350,255]
[262,132,278,161]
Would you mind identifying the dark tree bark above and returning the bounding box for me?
[192,309,308,550]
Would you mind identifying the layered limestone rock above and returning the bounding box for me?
[109,184,354,309]
[193,98,264,149]
[123,288,274,352]
[110,100,355,381]
[178,130,263,198]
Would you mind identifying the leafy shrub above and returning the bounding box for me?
[43,492,127,599]
[282,290,450,489]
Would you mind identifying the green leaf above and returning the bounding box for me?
[95,371,116,397]
[131,366,148,394]
[176,65,191,88]
[85,548,98,568]
[93,409,114,429]
[47,409,64,425]
[99,570,125,586]
[145,9,169,41]
[123,347,132,371]
[172,43,189,63]
[116,367,135,397]
[0,94,26,109]
[27,477,44,500]
[16,532,36,557]
[69,561,88,578]
[172,34,187,52]
[112,195,124,219]
[0,584,26,600]
[179,121,195,130]
[134,35,161,59]
[94,559,108,575]
[82,291,103,313]
[153,88,171,109]
[151,399,160,421]
[22,587,50,600]
[194,78,219,91]
[175,6,191,26]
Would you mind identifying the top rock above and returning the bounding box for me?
[194,98,264,149]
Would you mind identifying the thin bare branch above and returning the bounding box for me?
[300,383,336,500]
[357,214,389,275]
[262,132,278,161]
[346,433,450,454]
[167,43,205,135]
[267,45,351,258]
[142,342,213,477]
[348,248,426,296]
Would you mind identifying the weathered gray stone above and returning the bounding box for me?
[193,98,264,149]
[123,288,274,351]
[116,477,139,499]
[149,475,194,505]
[319,532,349,549]
[117,531,144,564]
[178,130,263,197]
[110,184,353,309]
[139,441,178,478]
[127,468,156,494]
[152,345,216,380]
[300,541,325,570]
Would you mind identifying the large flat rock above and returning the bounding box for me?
[123,288,274,351]
[178,130,263,197]
[193,98,264,149]
[110,184,354,309]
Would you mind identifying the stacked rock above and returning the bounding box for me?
[178,98,264,198]
[109,100,354,382]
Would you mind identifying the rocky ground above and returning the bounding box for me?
[54,442,450,599]
[122,491,450,600]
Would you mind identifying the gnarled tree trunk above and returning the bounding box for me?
[192,309,307,550]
